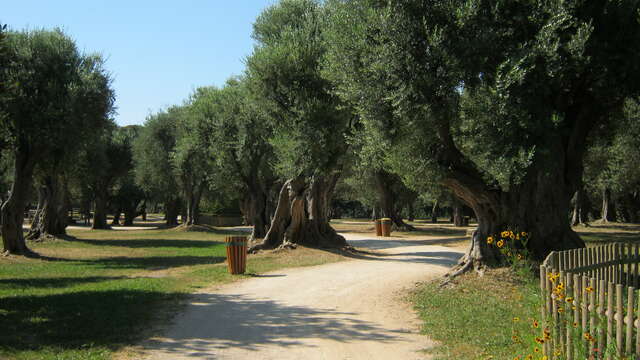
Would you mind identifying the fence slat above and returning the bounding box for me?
[617,284,624,357]
[607,281,614,360]
[590,277,597,357]
[567,273,574,360]
[636,290,640,355]
[598,279,606,360]
[582,275,589,354]
[627,286,635,355]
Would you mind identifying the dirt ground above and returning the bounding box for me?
[137,221,469,360]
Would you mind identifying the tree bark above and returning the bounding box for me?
[431,200,439,223]
[250,174,347,251]
[165,197,180,227]
[602,188,616,223]
[373,170,415,231]
[183,182,204,226]
[452,198,464,227]
[571,188,587,226]
[1,151,36,255]
[92,192,110,230]
[244,188,270,241]
[407,200,415,222]
[26,175,69,240]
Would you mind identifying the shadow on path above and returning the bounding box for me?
[146,293,407,356]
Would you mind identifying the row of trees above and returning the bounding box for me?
[3,0,640,276]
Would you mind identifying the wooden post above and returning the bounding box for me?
[582,275,589,354]
[598,279,606,360]
[636,290,640,355]
[617,284,624,357]
[567,273,574,360]
[607,281,614,360]
[626,286,635,355]
[590,277,597,358]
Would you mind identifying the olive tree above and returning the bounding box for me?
[0,29,114,253]
[246,0,353,250]
[324,0,640,273]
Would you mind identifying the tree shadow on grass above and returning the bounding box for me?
[144,293,408,357]
[0,276,128,290]
[77,255,226,270]
[0,289,182,353]
[577,231,640,244]
[344,237,468,250]
[64,237,223,249]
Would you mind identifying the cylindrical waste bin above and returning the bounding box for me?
[381,218,392,237]
[225,236,248,274]
[374,219,382,236]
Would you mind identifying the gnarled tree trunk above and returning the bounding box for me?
[250,174,347,251]
[183,182,204,226]
[374,170,415,231]
[92,191,110,230]
[602,188,616,223]
[571,188,587,226]
[27,175,69,240]
[445,141,586,276]
[2,151,36,255]
[244,188,270,241]
[451,197,464,227]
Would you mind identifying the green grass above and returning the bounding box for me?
[412,269,542,360]
[0,227,344,360]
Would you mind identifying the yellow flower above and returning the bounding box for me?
[501,231,509,238]
[554,350,562,356]
[534,347,540,353]
[513,317,520,322]
[573,322,578,328]
[585,286,593,293]
[517,254,523,260]
[541,357,548,360]
[526,355,533,360]
[497,240,504,248]
[535,336,545,344]
[487,236,494,244]
[532,320,539,328]
[512,335,520,342]
[557,307,564,313]
[521,231,527,237]
[565,297,574,304]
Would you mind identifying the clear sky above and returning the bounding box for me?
[1,1,277,126]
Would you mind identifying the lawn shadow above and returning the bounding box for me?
[578,231,640,244]
[78,255,226,270]
[0,289,184,352]
[144,293,407,356]
[64,237,223,249]
[0,276,128,290]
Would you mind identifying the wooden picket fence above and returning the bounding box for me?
[540,243,640,359]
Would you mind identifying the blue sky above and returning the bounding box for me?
[2,1,277,126]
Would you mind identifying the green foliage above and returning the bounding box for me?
[247,0,351,177]
[1,28,114,157]
[133,109,180,201]
[324,0,640,196]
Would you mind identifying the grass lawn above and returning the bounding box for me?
[0,226,345,360]
[411,222,640,360]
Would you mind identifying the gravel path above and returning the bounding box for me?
[142,233,465,360]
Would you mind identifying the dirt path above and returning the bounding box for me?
[141,233,466,360]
